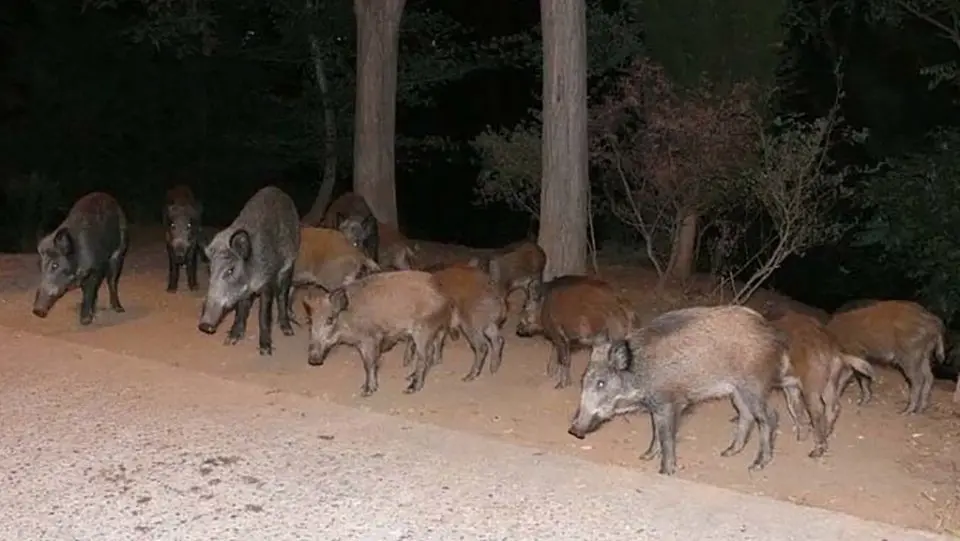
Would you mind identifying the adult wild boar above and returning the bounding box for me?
[32,192,128,326]
[198,186,300,355]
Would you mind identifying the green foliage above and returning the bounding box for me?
[470,112,542,216]
[854,127,960,320]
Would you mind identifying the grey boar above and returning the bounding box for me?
[568,305,790,476]
[322,192,379,263]
[769,310,875,458]
[467,239,545,310]
[32,192,129,326]
[428,263,508,381]
[301,270,456,396]
[198,186,300,356]
[162,184,203,292]
[515,274,637,389]
[378,222,416,270]
[826,300,944,414]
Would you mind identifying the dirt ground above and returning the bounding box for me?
[3,226,959,536]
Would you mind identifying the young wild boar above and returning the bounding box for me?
[826,300,945,414]
[468,239,545,310]
[198,186,301,356]
[322,192,379,263]
[162,184,203,292]
[301,270,457,396]
[568,305,791,476]
[769,311,875,458]
[515,275,638,389]
[33,192,129,326]
[428,263,508,381]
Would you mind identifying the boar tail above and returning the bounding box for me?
[842,354,874,379]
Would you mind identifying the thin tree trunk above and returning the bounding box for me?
[352,0,404,226]
[301,34,339,226]
[667,209,698,282]
[538,0,589,280]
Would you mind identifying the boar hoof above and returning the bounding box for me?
[553,378,569,390]
[280,324,295,337]
[188,284,200,292]
[79,313,94,326]
[658,464,677,476]
[166,286,177,293]
[112,303,125,313]
[808,446,826,459]
[258,343,274,356]
[223,334,241,346]
[359,384,377,397]
[748,456,771,471]
[404,379,424,394]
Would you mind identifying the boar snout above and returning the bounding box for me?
[567,409,602,439]
[32,290,54,318]
[307,344,328,366]
[197,301,225,334]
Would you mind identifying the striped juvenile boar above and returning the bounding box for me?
[301,270,456,396]
[322,192,379,263]
[33,192,128,325]
[568,305,790,476]
[468,239,545,310]
[515,275,637,389]
[198,186,300,356]
[162,184,203,292]
[769,311,874,458]
[428,263,508,381]
[826,300,944,414]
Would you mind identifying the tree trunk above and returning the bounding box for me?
[301,34,339,226]
[352,0,404,226]
[538,0,589,281]
[667,209,698,282]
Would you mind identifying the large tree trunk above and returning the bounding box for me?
[301,34,339,226]
[352,0,404,226]
[667,209,697,282]
[538,0,589,281]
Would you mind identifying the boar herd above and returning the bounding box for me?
[30,185,960,477]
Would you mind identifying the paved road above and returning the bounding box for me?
[0,327,949,541]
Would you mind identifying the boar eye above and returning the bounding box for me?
[224,268,234,278]
[596,379,606,389]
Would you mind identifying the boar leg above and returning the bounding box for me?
[640,413,661,461]
[225,298,252,345]
[485,324,505,375]
[402,341,416,368]
[78,269,105,326]
[553,339,573,389]
[722,389,757,459]
[107,251,125,313]
[781,385,808,441]
[806,392,830,458]
[185,246,200,291]
[257,284,276,356]
[652,403,680,475]
[405,331,435,394]
[462,327,489,382]
[166,246,180,293]
[902,354,934,414]
[276,268,295,337]
[358,340,382,397]
[854,372,873,406]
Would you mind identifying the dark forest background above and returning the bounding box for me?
[1,0,959,322]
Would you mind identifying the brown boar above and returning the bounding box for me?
[301,270,457,396]
[568,305,791,475]
[292,227,379,291]
[826,300,945,414]
[770,311,875,458]
[428,263,508,381]
[516,274,638,389]
[467,239,545,310]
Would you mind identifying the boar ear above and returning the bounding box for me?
[334,212,346,228]
[229,229,252,261]
[329,287,348,313]
[53,229,75,257]
[608,340,632,371]
[361,213,377,231]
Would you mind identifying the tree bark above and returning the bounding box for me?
[667,209,697,282]
[352,0,404,226]
[301,34,339,226]
[538,0,589,280]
